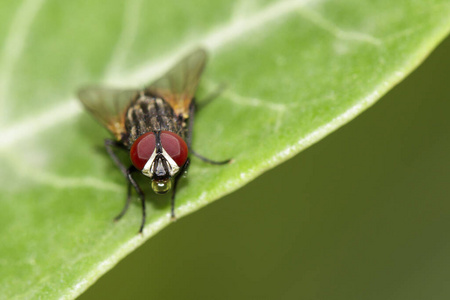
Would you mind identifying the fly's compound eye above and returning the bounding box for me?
[130,131,188,170]
[130,132,156,170]
[159,131,188,167]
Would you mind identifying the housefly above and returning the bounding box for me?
[78,49,230,233]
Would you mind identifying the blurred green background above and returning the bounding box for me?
[80,36,450,300]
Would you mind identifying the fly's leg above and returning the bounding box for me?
[105,139,146,233]
[105,138,131,220]
[186,101,233,165]
[126,166,146,234]
[171,158,190,220]
[113,180,132,222]
[190,150,231,165]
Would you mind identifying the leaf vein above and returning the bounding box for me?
[0,0,46,119]
[298,8,382,46]
[104,0,143,80]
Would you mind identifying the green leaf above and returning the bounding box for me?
[0,0,448,299]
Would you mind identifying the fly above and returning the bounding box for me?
[78,49,230,233]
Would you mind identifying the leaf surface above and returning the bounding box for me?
[0,0,449,298]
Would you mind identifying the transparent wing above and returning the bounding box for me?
[146,48,207,116]
[78,86,138,140]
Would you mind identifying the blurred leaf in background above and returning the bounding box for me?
[0,0,448,299]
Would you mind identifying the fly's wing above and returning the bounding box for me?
[78,86,138,140]
[146,48,207,117]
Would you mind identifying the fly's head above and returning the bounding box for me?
[130,131,188,194]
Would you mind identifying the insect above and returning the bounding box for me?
[78,49,230,233]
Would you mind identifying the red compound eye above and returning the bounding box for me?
[130,132,156,170]
[130,131,188,170]
[160,131,188,167]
